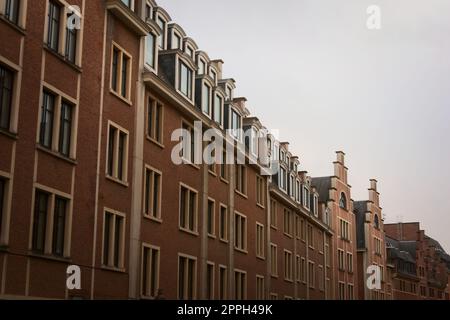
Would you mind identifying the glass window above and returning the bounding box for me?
[32,191,49,252]
[179,62,192,98]
[0,65,14,131]
[231,109,241,140]
[5,0,20,25]
[157,17,166,48]
[145,34,156,68]
[39,91,55,149]
[47,1,61,51]
[202,82,211,116]
[58,101,73,157]
[65,13,77,63]
[213,94,223,126]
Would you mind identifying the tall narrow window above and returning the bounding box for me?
[142,245,160,298]
[256,223,265,258]
[213,94,223,126]
[111,45,131,100]
[284,250,293,281]
[206,263,214,300]
[230,109,241,140]
[256,276,265,300]
[121,55,129,98]
[270,244,277,276]
[111,48,119,92]
[219,205,228,241]
[5,0,20,25]
[144,167,162,220]
[235,165,246,195]
[106,123,128,183]
[181,122,195,163]
[156,17,166,48]
[0,65,14,131]
[179,185,197,233]
[103,210,125,268]
[234,270,246,300]
[145,34,155,68]
[179,61,192,99]
[270,199,277,228]
[202,82,211,116]
[308,261,315,288]
[207,199,215,237]
[32,191,49,253]
[52,196,67,256]
[65,13,77,63]
[39,91,55,149]
[58,101,73,157]
[47,1,61,51]
[0,178,5,237]
[234,212,247,251]
[218,266,227,300]
[256,175,265,207]
[178,255,196,300]
[147,98,163,144]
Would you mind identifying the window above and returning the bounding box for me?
[374,237,382,255]
[198,59,206,75]
[270,199,277,228]
[0,178,5,239]
[218,266,227,300]
[374,214,380,229]
[58,101,73,157]
[250,127,258,156]
[300,219,306,241]
[144,1,152,20]
[202,82,211,117]
[213,94,223,126]
[338,282,345,300]
[300,257,306,283]
[32,190,70,257]
[270,243,277,276]
[234,270,246,300]
[121,0,133,9]
[339,219,350,241]
[4,0,20,25]
[279,167,287,191]
[111,45,132,100]
[147,98,163,144]
[295,256,301,282]
[347,284,354,300]
[220,149,228,180]
[312,195,319,217]
[295,180,301,203]
[103,210,125,268]
[256,276,265,300]
[234,212,247,252]
[235,165,246,195]
[256,175,265,207]
[178,255,197,300]
[0,65,14,131]
[206,263,214,300]
[156,17,166,48]
[303,186,310,209]
[308,225,314,248]
[289,175,295,198]
[318,265,324,291]
[185,46,194,58]
[144,166,162,220]
[145,33,156,68]
[141,245,160,298]
[270,293,278,300]
[181,122,195,163]
[338,250,345,271]
[65,12,77,64]
[283,209,293,237]
[107,123,129,182]
[47,1,61,51]
[226,85,233,101]
[39,91,55,149]
[219,205,228,241]
[179,185,198,233]
[256,223,265,259]
[209,69,217,84]
[339,192,347,210]
[284,250,293,281]
[308,261,315,288]
[347,252,353,273]
[178,61,192,99]
[172,32,181,49]
[207,199,215,237]
[230,109,241,140]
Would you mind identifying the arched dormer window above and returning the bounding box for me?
[339,192,347,210]
[374,214,380,229]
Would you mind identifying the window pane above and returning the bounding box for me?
[0,178,5,235]
[32,191,48,252]
[103,212,112,264]
[214,95,222,125]
[202,83,210,116]
[157,17,165,48]
[114,216,122,267]
[39,92,55,148]
[118,132,126,180]
[121,55,129,98]
[5,0,21,24]
[47,1,61,51]
[58,102,73,156]
[145,34,155,68]
[107,126,116,176]
[0,66,14,130]
[112,49,119,91]
[65,17,77,63]
[52,197,67,256]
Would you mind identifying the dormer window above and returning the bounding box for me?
[230,109,241,140]
[198,59,206,75]
[289,175,295,198]
[313,195,319,217]
[280,150,286,163]
[186,46,194,58]
[172,32,181,49]
[226,86,233,100]
[251,127,258,156]
[178,61,193,99]
[279,166,287,192]
[295,179,301,203]
[303,186,310,209]
[145,33,156,69]
[213,94,223,126]
[156,16,166,49]
[121,0,134,10]
[209,69,217,84]
[145,1,153,20]
[202,82,211,117]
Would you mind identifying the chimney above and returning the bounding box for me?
[233,97,247,109]
[211,59,224,79]
[370,179,378,191]
[336,151,345,164]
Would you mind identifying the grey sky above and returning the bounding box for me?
[157,0,450,250]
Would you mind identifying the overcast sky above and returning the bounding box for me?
[157,0,450,251]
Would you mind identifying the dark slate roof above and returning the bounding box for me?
[386,236,416,264]
[425,236,446,252]
[354,201,368,250]
[398,241,417,259]
[311,177,331,203]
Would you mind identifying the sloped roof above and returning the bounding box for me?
[354,201,368,249]
[311,177,331,203]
